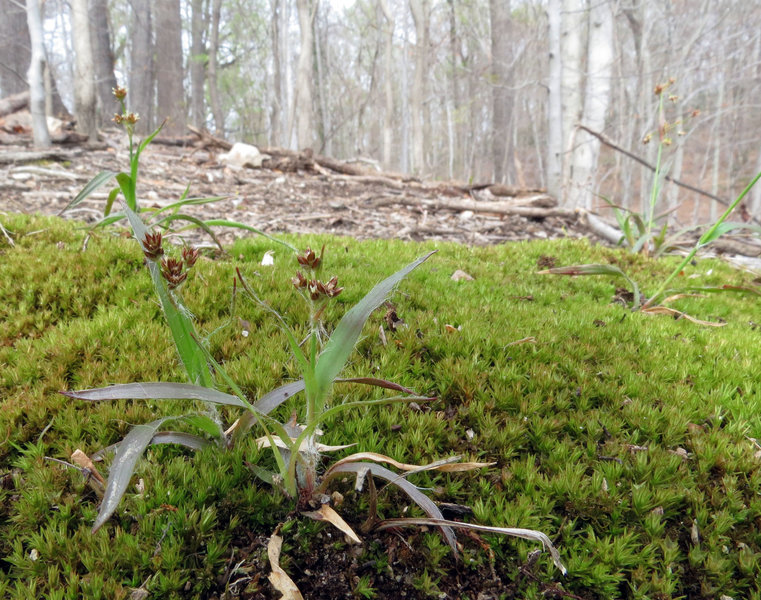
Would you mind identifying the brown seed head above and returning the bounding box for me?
[182,246,199,268]
[125,112,140,125]
[112,86,127,100]
[296,244,325,271]
[323,275,343,298]
[292,271,308,289]
[113,113,123,125]
[143,231,164,261]
[161,257,187,289]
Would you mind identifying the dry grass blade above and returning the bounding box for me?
[375,518,567,575]
[302,504,362,544]
[255,436,355,453]
[267,530,304,600]
[640,305,726,327]
[70,449,105,486]
[330,451,494,473]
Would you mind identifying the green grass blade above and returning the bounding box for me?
[150,213,225,251]
[253,380,306,415]
[203,219,298,252]
[121,201,214,387]
[58,170,116,215]
[93,417,171,533]
[103,187,121,217]
[149,431,212,451]
[148,196,228,219]
[315,251,436,395]
[62,382,248,408]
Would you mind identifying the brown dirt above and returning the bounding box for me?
[0,135,604,248]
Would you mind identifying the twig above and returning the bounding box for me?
[578,125,761,227]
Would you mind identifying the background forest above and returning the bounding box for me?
[2,0,761,221]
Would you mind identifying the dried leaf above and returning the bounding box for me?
[261,250,275,266]
[505,336,536,347]
[267,532,303,600]
[451,269,474,281]
[255,436,354,453]
[641,305,726,327]
[375,517,567,575]
[330,451,494,474]
[302,504,362,544]
[71,449,105,486]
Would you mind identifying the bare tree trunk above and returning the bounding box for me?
[89,0,118,124]
[560,0,586,206]
[71,0,98,140]
[379,0,394,169]
[0,0,31,96]
[409,0,429,174]
[269,0,284,145]
[155,0,185,135]
[568,0,613,209]
[190,0,207,128]
[315,4,331,155]
[546,0,563,200]
[489,0,513,184]
[295,0,317,150]
[446,0,460,178]
[129,0,154,134]
[25,0,50,147]
[207,0,224,134]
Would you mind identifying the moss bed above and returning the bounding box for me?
[1,213,761,599]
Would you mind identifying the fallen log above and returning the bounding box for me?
[0,91,30,117]
[0,148,82,163]
[372,195,577,218]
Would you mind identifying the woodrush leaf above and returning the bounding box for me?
[149,431,212,451]
[92,417,171,533]
[121,200,214,387]
[267,532,304,600]
[375,518,567,575]
[62,382,247,408]
[314,251,436,395]
[58,170,116,215]
[322,461,457,555]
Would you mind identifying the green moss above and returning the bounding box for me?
[3,213,761,598]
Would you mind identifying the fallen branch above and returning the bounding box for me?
[0,149,82,163]
[579,125,730,208]
[0,91,30,117]
[372,195,576,218]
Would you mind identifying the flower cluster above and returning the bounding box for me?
[292,246,343,302]
[142,231,199,290]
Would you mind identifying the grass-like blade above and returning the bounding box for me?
[149,431,212,451]
[151,213,225,251]
[121,200,214,387]
[314,251,436,396]
[92,417,171,532]
[58,170,116,215]
[375,518,566,575]
[204,219,297,252]
[62,382,247,408]
[253,380,307,414]
[322,461,457,555]
[538,263,641,309]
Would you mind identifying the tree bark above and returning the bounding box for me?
[568,0,613,209]
[546,0,563,201]
[560,0,586,206]
[409,0,429,175]
[155,0,185,136]
[71,0,98,140]
[89,0,118,124]
[0,0,31,96]
[129,0,154,134]
[190,0,207,128]
[489,0,513,184]
[379,0,394,170]
[25,0,50,147]
[207,0,224,134]
[295,0,317,150]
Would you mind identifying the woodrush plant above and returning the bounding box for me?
[60,123,566,584]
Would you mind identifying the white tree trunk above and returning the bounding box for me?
[546,0,563,201]
[25,0,50,147]
[379,0,394,169]
[409,0,428,175]
[295,0,316,150]
[560,0,586,206]
[568,0,613,209]
[70,0,98,140]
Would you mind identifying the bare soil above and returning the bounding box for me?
[0,135,605,248]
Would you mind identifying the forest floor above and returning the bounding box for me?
[0,131,609,249]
